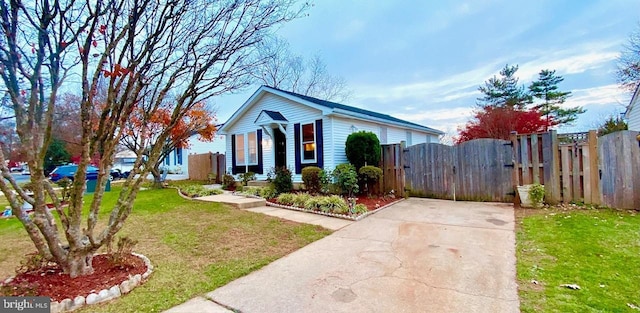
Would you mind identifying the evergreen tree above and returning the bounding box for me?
[529,69,583,129]
[477,64,531,109]
[44,138,71,174]
[597,115,628,136]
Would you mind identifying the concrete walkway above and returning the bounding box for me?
[166,198,519,313]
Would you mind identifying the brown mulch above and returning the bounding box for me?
[0,254,146,302]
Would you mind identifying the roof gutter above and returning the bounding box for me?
[328,109,444,135]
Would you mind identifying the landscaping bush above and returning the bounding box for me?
[528,183,545,208]
[345,131,381,170]
[270,167,293,195]
[319,169,333,194]
[259,186,278,199]
[222,173,236,190]
[359,165,383,195]
[180,185,223,197]
[293,193,312,208]
[304,197,323,211]
[238,186,261,197]
[352,203,368,215]
[319,195,348,214]
[238,172,256,186]
[332,163,359,197]
[276,193,296,205]
[301,166,322,194]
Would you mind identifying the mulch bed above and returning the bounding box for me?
[1,254,146,302]
[268,194,398,211]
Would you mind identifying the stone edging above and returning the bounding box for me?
[263,197,405,221]
[46,253,154,313]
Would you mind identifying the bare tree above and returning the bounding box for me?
[617,23,640,93]
[253,37,351,102]
[0,0,306,278]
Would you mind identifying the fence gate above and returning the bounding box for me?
[402,139,514,202]
[187,152,225,182]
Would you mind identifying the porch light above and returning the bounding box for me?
[304,143,315,151]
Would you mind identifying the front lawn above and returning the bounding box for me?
[516,206,640,312]
[0,184,331,312]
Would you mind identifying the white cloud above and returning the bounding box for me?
[566,84,629,108]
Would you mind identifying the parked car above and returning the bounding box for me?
[49,165,99,182]
[109,169,131,180]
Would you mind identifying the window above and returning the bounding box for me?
[176,148,183,165]
[247,131,258,165]
[235,134,245,165]
[380,127,387,144]
[301,122,315,162]
[406,131,412,146]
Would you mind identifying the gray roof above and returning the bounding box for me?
[268,86,443,134]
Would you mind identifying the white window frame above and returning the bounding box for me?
[247,131,258,165]
[235,134,245,165]
[301,122,316,163]
[406,131,412,146]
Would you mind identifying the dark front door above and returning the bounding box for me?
[274,128,286,168]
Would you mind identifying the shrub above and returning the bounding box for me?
[238,172,256,186]
[276,193,296,205]
[222,173,236,190]
[528,183,545,208]
[319,195,348,214]
[260,186,278,199]
[293,193,312,207]
[345,131,381,170]
[238,186,262,197]
[271,167,293,194]
[107,236,139,268]
[359,165,383,195]
[180,185,223,197]
[352,203,368,215]
[304,197,323,211]
[301,166,322,194]
[319,169,333,194]
[332,163,359,197]
[55,177,73,202]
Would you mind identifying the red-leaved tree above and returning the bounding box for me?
[120,100,217,183]
[456,107,553,144]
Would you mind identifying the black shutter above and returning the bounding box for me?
[294,123,301,174]
[315,119,323,168]
[257,129,263,174]
[231,134,237,174]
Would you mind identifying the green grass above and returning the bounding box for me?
[0,184,331,312]
[516,207,640,312]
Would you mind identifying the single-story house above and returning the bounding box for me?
[625,84,640,131]
[218,86,443,181]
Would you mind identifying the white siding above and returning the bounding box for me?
[629,105,640,131]
[224,93,323,180]
[325,116,438,170]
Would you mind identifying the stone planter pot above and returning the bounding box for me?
[517,185,534,208]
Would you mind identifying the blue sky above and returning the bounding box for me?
[213,0,640,143]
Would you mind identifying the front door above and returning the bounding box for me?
[274,128,286,168]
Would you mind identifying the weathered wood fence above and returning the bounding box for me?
[402,139,514,202]
[187,152,225,182]
[381,130,640,209]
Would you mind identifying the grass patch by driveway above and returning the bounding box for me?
[516,207,640,312]
[0,185,331,312]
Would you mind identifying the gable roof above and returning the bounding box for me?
[625,84,640,118]
[257,110,288,122]
[219,85,444,135]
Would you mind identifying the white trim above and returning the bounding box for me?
[247,131,258,166]
[234,133,245,166]
[300,122,316,164]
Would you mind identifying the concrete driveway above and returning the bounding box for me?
[169,198,519,313]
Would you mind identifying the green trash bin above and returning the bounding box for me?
[85,179,111,194]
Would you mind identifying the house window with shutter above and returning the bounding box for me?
[235,134,245,165]
[247,131,258,165]
[301,122,316,163]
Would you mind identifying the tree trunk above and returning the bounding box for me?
[64,252,95,278]
[150,166,164,188]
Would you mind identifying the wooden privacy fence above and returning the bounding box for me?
[403,139,514,202]
[511,130,600,205]
[380,130,640,209]
[379,144,405,197]
[187,152,225,182]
